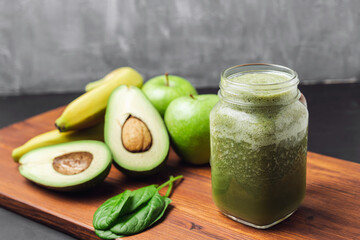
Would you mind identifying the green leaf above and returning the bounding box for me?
[95,229,124,240]
[125,185,158,213]
[110,192,165,235]
[149,197,172,227]
[92,175,184,238]
[93,190,132,230]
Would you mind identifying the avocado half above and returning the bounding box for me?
[18,140,112,191]
[105,85,169,176]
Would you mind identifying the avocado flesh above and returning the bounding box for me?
[105,85,169,174]
[19,140,112,191]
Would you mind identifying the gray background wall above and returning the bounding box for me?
[0,0,359,95]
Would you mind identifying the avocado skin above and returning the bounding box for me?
[112,150,169,178]
[28,164,112,192]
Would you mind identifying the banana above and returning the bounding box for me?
[55,67,143,132]
[85,78,105,92]
[12,122,104,162]
[85,68,135,92]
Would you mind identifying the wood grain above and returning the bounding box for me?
[0,107,359,240]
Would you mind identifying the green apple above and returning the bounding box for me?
[142,73,198,117]
[164,94,219,165]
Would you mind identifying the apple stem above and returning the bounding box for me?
[165,72,169,86]
[190,94,195,99]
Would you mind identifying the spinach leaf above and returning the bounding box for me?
[95,229,124,240]
[146,176,174,227]
[93,190,131,230]
[149,197,172,227]
[94,185,157,231]
[110,192,165,235]
[93,175,183,239]
[124,185,158,214]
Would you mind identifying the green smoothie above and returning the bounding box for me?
[210,70,308,227]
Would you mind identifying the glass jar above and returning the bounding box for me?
[210,64,308,229]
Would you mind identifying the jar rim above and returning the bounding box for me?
[221,63,298,87]
[219,63,301,107]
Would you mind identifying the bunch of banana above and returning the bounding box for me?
[12,67,143,162]
[55,67,143,132]
[12,122,104,162]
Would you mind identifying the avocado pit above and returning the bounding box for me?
[53,151,93,175]
[121,116,152,153]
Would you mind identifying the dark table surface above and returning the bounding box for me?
[0,83,359,239]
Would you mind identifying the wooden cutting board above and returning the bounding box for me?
[0,107,359,240]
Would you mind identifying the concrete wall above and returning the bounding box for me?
[1,0,360,95]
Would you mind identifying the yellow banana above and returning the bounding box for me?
[85,78,105,92]
[12,122,104,162]
[85,68,132,92]
[55,67,143,132]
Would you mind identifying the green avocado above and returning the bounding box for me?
[105,85,169,176]
[18,140,112,191]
